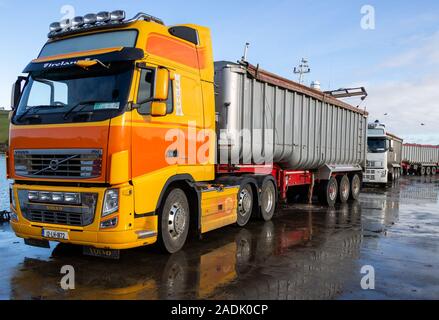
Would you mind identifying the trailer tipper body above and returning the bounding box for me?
[7,11,368,256]
[402,144,439,175]
[364,121,403,184]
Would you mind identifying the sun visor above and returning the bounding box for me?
[23,47,144,73]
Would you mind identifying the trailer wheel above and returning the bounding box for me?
[433,167,437,175]
[420,167,426,176]
[337,175,350,204]
[237,183,254,227]
[426,167,432,176]
[350,174,361,201]
[260,180,276,221]
[158,188,190,254]
[318,176,338,207]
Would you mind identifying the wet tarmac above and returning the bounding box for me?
[0,176,438,300]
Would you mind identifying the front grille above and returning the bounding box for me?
[18,190,97,227]
[29,210,83,226]
[14,149,102,179]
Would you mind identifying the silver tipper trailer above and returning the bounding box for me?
[402,144,439,175]
[214,61,368,180]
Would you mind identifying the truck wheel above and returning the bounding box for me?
[350,174,361,201]
[260,180,276,221]
[433,167,437,175]
[337,175,350,204]
[318,176,338,207]
[426,167,432,176]
[158,188,190,254]
[420,167,426,176]
[237,183,254,227]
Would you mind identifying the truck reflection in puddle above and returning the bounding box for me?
[11,202,366,300]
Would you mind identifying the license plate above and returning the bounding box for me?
[42,229,69,240]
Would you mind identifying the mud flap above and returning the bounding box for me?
[83,246,120,259]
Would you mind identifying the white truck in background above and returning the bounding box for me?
[364,121,403,185]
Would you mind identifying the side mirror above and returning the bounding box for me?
[154,68,169,101]
[11,76,26,110]
[151,101,167,117]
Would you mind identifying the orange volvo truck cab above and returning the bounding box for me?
[7,11,239,257]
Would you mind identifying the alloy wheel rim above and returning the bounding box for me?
[239,188,252,217]
[168,202,187,240]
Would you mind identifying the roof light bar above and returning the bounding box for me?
[48,10,164,38]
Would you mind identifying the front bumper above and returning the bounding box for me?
[9,183,158,250]
[363,169,388,184]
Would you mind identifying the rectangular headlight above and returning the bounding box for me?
[39,192,51,202]
[102,189,119,217]
[64,193,80,204]
[51,192,64,202]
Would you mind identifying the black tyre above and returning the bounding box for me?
[433,167,437,175]
[260,180,276,221]
[426,167,432,176]
[420,167,426,176]
[350,174,361,201]
[337,175,350,204]
[237,183,254,227]
[158,188,190,254]
[318,176,338,207]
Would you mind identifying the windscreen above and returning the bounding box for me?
[13,61,134,125]
[368,138,388,153]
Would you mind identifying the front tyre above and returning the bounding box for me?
[158,188,190,254]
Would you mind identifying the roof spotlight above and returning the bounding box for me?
[60,19,71,30]
[110,10,126,22]
[49,22,61,32]
[84,13,97,25]
[71,16,85,28]
[96,11,110,23]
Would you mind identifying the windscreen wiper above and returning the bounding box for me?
[15,105,54,123]
[63,100,105,120]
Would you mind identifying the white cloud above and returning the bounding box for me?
[365,75,439,144]
[381,31,439,69]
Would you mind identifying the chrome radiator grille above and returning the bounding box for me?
[14,149,103,179]
[18,190,97,227]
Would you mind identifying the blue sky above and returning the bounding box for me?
[1,0,439,143]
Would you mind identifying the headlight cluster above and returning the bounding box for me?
[102,189,119,217]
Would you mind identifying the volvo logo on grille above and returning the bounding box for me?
[49,159,60,171]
